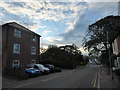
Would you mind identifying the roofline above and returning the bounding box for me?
[111,31,120,43]
[1,22,41,37]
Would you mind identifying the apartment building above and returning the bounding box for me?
[1,22,41,77]
[112,31,120,67]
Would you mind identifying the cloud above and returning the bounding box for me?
[41,42,66,48]
[1,0,119,2]
[0,2,89,22]
[0,1,118,55]
[27,24,43,32]
[44,36,63,42]
[42,30,53,36]
[56,2,118,55]
[65,22,76,32]
[1,19,21,25]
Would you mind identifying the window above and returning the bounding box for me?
[31,47,36,55]
[14,29,21,38]
[114,59,118,67]
[31,35,36,41]
[117,57,120,67]
[31,60,36,64]
[13,44,20,54]
[13,60,20,68]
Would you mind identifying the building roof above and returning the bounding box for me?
[1,22,41,37]
[111,30,120,43]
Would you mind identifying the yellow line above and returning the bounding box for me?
[91,72,96,86]
[93,72,98,88]
[42,76,59,82]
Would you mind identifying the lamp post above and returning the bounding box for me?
[106,30,113,79]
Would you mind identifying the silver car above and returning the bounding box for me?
[34,64,50,74]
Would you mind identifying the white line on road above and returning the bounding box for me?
[8,70,74,89]
[97,71,100,89]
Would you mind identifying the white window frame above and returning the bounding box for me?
[31,60,36,64]
[31,46,36,55]
[12,60,20,68]
[31,35,36,41]
[14,29,21,38]
[13,44,20,54]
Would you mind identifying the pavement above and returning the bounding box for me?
[2,64,120,89]
[100,66,119,88]
[0,76,2,90]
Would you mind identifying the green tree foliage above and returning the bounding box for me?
[82,15,120,56]
[40,44,85,69]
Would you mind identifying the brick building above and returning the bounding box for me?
[1,22,41,78]
[112,31,120,67]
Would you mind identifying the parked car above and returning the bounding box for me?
[26,64,43,75]
[44,64,55,72]
[25,67,40,77]
[26,64,50,74]
[34,64,50,74]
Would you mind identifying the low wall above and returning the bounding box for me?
[3,67,29,80]
[113,73,120,87]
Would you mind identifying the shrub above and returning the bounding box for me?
[114,68,120,76]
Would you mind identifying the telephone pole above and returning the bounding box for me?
[106,30,113,79]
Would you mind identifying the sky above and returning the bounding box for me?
[0,0,119,55]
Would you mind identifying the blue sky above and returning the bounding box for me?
[0,0,119,55]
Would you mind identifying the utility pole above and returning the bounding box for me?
[106,30,113,79]
[118,1,120,16]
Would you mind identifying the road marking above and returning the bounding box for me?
[9,70,73,89]
[93,73,98,88]
[42,76,59,82]
[92,70,101,88]
[42,71,73,82]
[97,71,101,89]
[10,82,34,88]
[91,72,96,86]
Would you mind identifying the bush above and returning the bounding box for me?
[40,59,76,69]
[114,68,120,76]
[53,67,62,72]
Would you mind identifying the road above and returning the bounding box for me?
[3,64,119,89]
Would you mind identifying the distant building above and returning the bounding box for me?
[1,22,41,78]
[112,31,120,67]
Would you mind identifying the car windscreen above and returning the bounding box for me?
[38,65,44,68]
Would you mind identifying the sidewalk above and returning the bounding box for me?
[0,76,2,90]
[100,66,120,88]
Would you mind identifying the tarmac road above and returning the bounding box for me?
[2,64,119,89]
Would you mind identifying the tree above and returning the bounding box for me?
[59,44,81,55]
[40,47,47,54]
[40,44,84,68]
[48,45,58,49]
[82,15,120,56]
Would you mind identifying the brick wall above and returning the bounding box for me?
[116,36,120,54]
[2,23,40,78]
